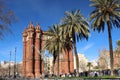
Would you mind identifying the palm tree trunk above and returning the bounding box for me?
[68,51,70,73]
[52,60,55,74]
[57,53,59,76]
[57,41,60,76]
[107,21,114,76]
[89,66,90,72]
[73,42,79,73]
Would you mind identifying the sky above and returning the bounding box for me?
[0,0,120,63]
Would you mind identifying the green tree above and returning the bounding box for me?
[0,0,17,39]
[87,62,92,72]
[117,40,120,47]
[61,9,89,72]
[89,0,120,76]
[115,40,120,53]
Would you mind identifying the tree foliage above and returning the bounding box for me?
[115,40,120,53]
[89,0,120,32]
[98,49,110,69]
[0,0,17,39]
[117,40,120,46]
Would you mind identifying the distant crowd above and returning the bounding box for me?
[58,69,120,78]
[0,69,120,79]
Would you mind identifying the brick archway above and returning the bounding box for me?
[22,22,74,78]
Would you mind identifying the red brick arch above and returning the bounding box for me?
[22,22,74,78]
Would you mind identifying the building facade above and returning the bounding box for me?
[74,53,88,72]
[22,22,74,78]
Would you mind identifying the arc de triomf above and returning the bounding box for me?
[22,22,74,78]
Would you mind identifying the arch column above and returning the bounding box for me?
[26,24,34,77]
[22,29,27,77]
[34,26,41,78]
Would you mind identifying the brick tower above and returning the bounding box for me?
[22,22,43,78]
[22,22,74,78]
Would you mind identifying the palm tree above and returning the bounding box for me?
[89,0,120,76]
[61,9,89,72]
[45,24,64,76]
[87,62,92,72]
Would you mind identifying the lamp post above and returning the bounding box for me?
[14,47,16,78]
[9,51,11,77]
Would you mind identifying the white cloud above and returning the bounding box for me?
[79,43,94,53]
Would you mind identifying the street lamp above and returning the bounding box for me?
[14,47,16,78]
[9,51,11,77]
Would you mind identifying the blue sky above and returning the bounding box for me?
[0,0,120,62]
